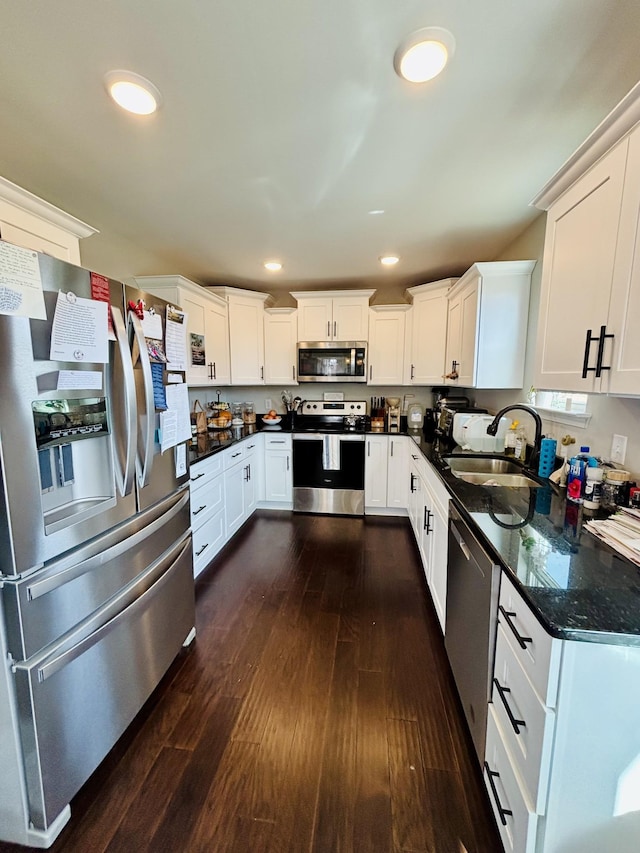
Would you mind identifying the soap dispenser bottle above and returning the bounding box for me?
[504,420,519,457]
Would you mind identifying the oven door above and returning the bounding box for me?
[292,433,365,515]
[297,342,367,382]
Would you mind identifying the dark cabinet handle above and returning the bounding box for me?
[424,507,432,533]
[293,365,296,381]
[327,320,331,338]
[411,364,415,380]
[595,324,614,377]
[498,605,532,650]
[208,362,216,380]
[261,366,264,380]
[195,543,209,557]
[191,472,205,481]
[493,678,526,735]
[582,329,595,378]
[192,505,206,516]
[410,473,416,493]
[484,762,513,826]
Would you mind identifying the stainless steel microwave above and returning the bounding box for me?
[296,341,367,383]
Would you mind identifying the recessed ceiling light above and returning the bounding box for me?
[394,27,455,83]
[264,261,283,272]
[104,70,162,115]
[368,209,385,215]
[379,255,400,266]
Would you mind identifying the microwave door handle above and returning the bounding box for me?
[350,348,356,375]
[110,305,136,497]
[128,311,155,489]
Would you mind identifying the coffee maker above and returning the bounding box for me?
[386,397,401,433]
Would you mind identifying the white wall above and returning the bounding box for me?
[474,215,640,477]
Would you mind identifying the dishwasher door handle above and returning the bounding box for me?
[450,521,472,562]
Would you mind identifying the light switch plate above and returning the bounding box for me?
[611,434,627,465]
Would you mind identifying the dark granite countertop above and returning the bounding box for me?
[189,424,640,646]
[418,437,640,647]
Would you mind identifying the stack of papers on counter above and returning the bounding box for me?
[584,507,640,567]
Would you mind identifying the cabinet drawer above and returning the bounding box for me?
[222,444,245,470]
[265,434,291,449]
[189,453,223,490]
[189,475,224,530]
[485,706,538,853]
[192,509,226,577]
[499,573,561,707]
[493,625,555,813]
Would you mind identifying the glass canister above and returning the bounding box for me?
[601,469,630,509]
[231,402,244,425]
[243,401,256,425]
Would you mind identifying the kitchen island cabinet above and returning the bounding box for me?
[534,104,640,395]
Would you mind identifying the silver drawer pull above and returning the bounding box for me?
[493,678,526,735]
[499,605,533,650]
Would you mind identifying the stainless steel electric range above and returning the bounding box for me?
[292,401,368,515]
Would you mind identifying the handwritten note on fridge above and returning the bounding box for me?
[0,241,47,320]
[50,291,109,363]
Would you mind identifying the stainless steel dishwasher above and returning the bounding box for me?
[445,504,501,764]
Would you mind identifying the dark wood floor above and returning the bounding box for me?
[1,511,502,853]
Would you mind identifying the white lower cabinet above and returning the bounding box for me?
[189,452,226,578]
[485,572,640,853]
[261,434,292,507]
[364,435,409,514]
[407,448,449,632]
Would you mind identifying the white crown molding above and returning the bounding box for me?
[0,176,97,238]
[531,80,640,211]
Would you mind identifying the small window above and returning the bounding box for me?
[535,391,589,414]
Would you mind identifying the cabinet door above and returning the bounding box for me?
[204,301,231,385]
[182,294,210,385]
[243,459,257,517]
[264,311,298,385]
[534,138,628,392]
[387,437,408,509]
[606,126,640,395]
[264,450,292,502]
[223,464,245,538]
[368,309,407,384]
[297,299,333,342]
[228,297,265,384]
[410,287,448,384]
[457,280,479,386]
[332,297,369,341]
[364,435,388,508]
[427,498,448,633]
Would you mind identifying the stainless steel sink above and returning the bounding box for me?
[442,455,543,488]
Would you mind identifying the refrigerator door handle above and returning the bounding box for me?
[26,489,189,602]
[111,305,137,497]
[28,533,191,684]
[128,311,155,489]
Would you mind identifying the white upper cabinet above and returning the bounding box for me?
[533,92,640,395]
[444,261,534,389]
[405,280,454,385]
[291,290,374,342]
[210,286,271,385]
[0,175,96,264]
[134,275,231,387]
[367,305,410,385]
[263,307,298,385]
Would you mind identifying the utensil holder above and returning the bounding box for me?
[538,438,557,478]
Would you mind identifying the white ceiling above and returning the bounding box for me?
[1,0,640,294]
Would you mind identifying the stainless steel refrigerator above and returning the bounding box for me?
[0,247,195,847]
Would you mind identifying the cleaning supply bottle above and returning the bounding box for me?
[583,466,604,509]
[504,420,519,457]
[566,446,597,503]
[514,422,527,463]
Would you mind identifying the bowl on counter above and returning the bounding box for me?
[261,416,282,426]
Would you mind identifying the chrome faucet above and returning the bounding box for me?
[486,404,543,469]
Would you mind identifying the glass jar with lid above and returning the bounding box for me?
[243,401,256,424]
[601,469,630,509]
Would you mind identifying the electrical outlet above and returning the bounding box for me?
[264,398,273,412]
[611,434,628,465]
